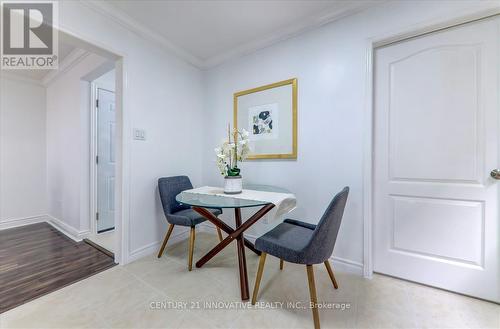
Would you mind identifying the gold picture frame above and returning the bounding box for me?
[234,78,297,160]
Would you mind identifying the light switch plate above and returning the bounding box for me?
[133,128,146,141]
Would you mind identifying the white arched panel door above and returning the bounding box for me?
[373,18,499,302]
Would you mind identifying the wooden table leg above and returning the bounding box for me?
[195,234,235,268]
[235,208,249,300]
[192,207,261,255]
[195,204,275,268]
[192,207,233,233]
[193,204,275,301]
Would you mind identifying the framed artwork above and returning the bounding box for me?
[234,78,297,160]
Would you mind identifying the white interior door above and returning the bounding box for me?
[373,18,499,302]
[96,88,116,233]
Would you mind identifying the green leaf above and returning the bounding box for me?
[227,167,241,176]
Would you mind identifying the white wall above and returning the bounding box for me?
[2,0,495,268]
[46,53,109,234]
[201,0,499,268]
[56,1,205,259]
[0,76,47,225]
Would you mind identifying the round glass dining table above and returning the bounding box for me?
[175,184,288,301]
[175,184,290,209]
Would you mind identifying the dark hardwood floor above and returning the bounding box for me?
[0,222,116,313]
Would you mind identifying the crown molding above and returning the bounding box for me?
[202,1,380,69]
[81,0,204,68]
[42,48,90,86]
[80,0,380,70]
[1,49,91,86]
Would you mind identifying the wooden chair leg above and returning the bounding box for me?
[157,224,174,258]
[279,259,284,270]
[324,260,338,289]
[251,252,267,305]
[306,265,321,329]
[216,226,223,242]
[188,226,196,271]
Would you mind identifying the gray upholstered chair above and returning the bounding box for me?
[251,187,349,329]
[157,176,223,270]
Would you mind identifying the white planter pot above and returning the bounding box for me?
[224,175,242,194]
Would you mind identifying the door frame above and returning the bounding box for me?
[55,25,130,266]
[363,7,500,278]
[90,85,116,236]
[90,83,98,237]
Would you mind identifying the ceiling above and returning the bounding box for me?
[102,0,377,68]
[3,42,77,81]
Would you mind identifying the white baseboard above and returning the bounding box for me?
[0,215,47,230]
[330,256,364,275]
[3,220,262,266]
[1,217,365,275]
[127,226,190,263]
[46,215,90,242]
[199,222,364,275]
[0,214,91,244]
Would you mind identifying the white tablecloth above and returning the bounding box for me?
[183,186,296,221]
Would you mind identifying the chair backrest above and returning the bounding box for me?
[305,187,349,264]
[158,176,193,219]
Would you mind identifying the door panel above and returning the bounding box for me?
[391,196,483,266]
[374,18,499,302]
[97,88,116,233]
[389,45,480,183]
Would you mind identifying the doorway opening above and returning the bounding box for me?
[55,28,126,263]
[87,68,117,253]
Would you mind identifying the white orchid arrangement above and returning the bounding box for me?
[215,125,250,177]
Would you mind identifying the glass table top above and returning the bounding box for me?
[175,184,290,209]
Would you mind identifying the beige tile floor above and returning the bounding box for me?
[1,232,499,329]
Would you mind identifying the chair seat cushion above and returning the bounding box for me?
[255,220,315,264]
[168,208,222,226]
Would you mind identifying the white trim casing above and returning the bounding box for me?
[114,58,130,266]
[46,215,90,242]
[0,215,47,230]
[89,83,98,237]
[42,49,90,86]
[362,41,374,279]
[362,7,500,279]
